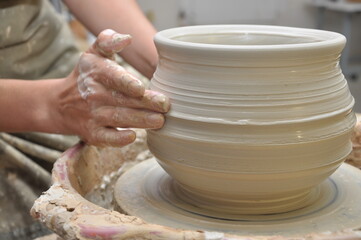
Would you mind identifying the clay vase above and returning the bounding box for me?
[147,25,356,215]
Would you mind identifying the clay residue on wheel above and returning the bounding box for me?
[85,149,153,210]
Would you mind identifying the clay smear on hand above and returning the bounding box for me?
[77,69,96,100]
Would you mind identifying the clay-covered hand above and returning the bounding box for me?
[54,29,170,147]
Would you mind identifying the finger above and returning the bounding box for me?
[90,128,136,147]
[109,69,145,98]
[141,90,171,113]
[95,107,165,129]
[87,29,132,58]
[105,90,170,113]
[78,53,145,98]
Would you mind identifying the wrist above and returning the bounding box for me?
[36,78,69,134]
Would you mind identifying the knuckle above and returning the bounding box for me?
[131,115,144,125]
[79,52,93,64]
[105,61,126,82]
[91,130,108,147]
[78,54,99,73]
[114,93,127,105]
[92,109,107,123]
[86,91,98,101]
[112,109,127,123]
[98,29,115,40]
[119,72,130,82]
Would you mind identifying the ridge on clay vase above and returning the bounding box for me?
[147,25,356,215]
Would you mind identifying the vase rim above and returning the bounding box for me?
[154,25,345,52]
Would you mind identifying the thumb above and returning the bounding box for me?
[87,29,132,59]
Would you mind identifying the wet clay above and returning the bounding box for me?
[31,124,361,239]
[145,25,356,214]
[31,25,359,239]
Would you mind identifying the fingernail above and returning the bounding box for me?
[153,94,170,112]
[146,113,164,128]
[123,130,136,142]
[127,78,144,96]
[113,34,132,44]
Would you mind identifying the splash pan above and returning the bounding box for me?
[115,158,361,236]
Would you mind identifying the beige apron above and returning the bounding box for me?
[0,0,80,79]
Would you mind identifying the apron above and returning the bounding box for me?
[0,1,80,239]
[0,0,80,79]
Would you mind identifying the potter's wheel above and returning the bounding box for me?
[114,158,361,236]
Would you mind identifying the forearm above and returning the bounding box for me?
[63,0,158,79]
[0,79,64,133]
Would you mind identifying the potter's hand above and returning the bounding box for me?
[56,29,170,147]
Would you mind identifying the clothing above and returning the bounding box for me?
[0,1,80,239]
[0,0,80,79]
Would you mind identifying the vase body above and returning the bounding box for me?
[148,25,356,214]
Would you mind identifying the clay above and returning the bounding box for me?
[30,130,207,240]
[30,125,361,239]
[31,25,360,239]
[147,25,356,214]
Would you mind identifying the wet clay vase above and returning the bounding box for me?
[147,25,356,215]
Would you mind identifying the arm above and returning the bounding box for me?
[0,30,169,147]
[63,0,158,79]
[0,79,63,134]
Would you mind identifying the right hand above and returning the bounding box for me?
[54,29,170,147]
